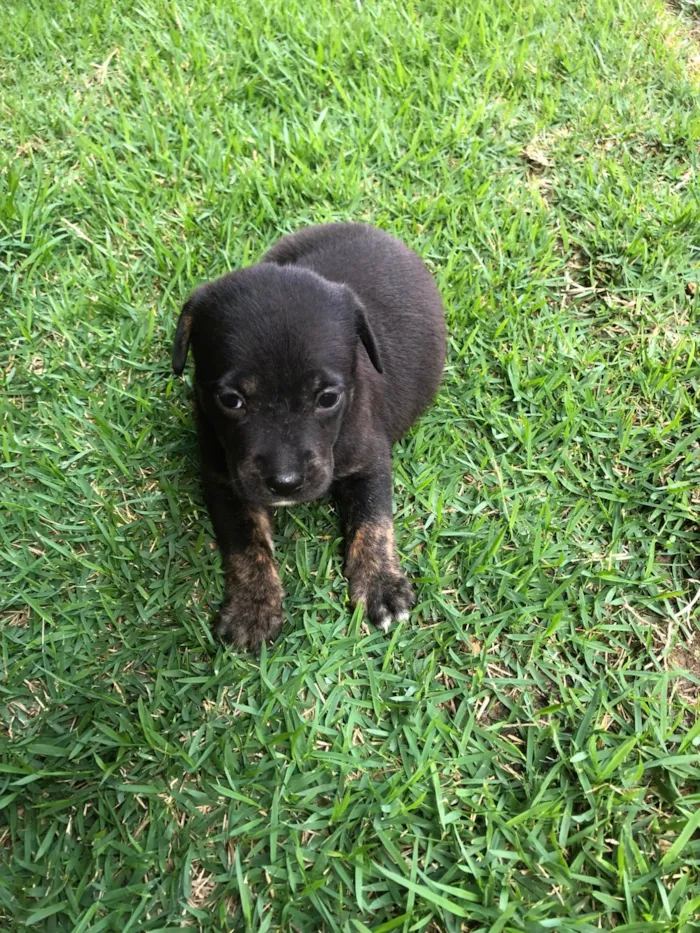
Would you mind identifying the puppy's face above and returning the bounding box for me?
[173,265,382,507]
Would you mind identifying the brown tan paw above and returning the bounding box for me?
[346,517,413,632]
[352,571,414,632]
[213,587,284,651]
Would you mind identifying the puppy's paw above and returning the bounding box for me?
[213,588,284,652]
[353,571,414,633]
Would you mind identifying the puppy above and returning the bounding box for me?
[173,223,445,650]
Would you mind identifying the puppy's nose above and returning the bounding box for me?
[266,471,303,496]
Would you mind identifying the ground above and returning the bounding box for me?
[1,0,699,930]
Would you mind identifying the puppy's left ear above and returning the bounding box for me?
[172,287,204,376]
[352,294,383,374]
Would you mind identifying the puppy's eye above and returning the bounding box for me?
[218,391,245,411]
[317,390,341,410]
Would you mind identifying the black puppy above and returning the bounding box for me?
[173,223,445,649]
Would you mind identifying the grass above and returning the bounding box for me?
[1,0,700,928]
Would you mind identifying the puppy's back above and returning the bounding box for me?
[263,224,445,439]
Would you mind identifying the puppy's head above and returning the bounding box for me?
[173,263,382,506]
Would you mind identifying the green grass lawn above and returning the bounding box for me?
[2,0,700,929]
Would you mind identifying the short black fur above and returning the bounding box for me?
[173,223,446,649]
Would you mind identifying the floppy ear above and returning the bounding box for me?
[354,296,383,374]
[172,288,203,375]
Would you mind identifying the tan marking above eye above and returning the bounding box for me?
[240,376,258,395]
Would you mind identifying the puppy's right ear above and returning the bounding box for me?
[172,288,203,376]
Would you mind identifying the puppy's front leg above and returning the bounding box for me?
[200,472,284,651]
[335,465,414,633]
